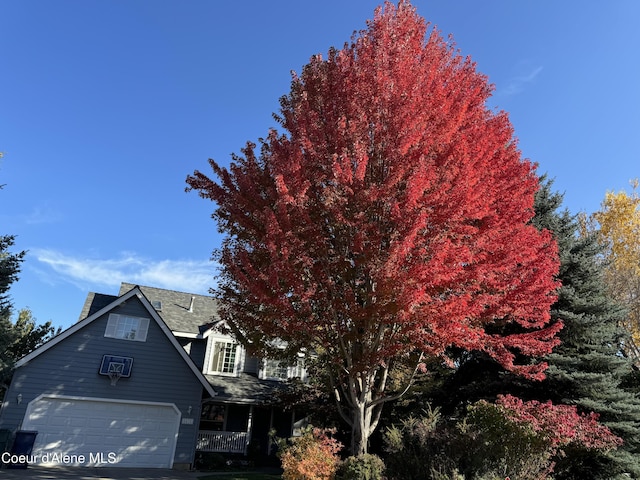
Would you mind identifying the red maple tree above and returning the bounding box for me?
[187,1,560,455]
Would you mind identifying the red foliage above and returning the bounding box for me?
[187,0,561,453]
[279,427,343,480]
[497,394,623,452]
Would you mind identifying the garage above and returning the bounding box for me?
[21,395,181,468]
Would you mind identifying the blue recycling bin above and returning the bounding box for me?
[7,430,38,469]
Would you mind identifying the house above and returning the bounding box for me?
[0,283,307,469]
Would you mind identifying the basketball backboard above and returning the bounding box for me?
[99,354,133,377]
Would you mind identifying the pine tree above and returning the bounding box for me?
[426,180,640,478]
[0,182,25,357]
[0,230,26,400]
[534,183,640,478]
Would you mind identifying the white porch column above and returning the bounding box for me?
[245,405,254,455]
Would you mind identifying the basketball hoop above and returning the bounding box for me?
[108,371,122,386]
[107,362,124,386]
[99,355,133,385]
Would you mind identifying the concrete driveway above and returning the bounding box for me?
[0,466,205,479]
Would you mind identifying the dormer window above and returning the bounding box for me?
[105,314,150,342]
[260,356,307,381]
[208,340,240,375]
[263,360,289,380]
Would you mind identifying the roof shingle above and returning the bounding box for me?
[118,283,219,335]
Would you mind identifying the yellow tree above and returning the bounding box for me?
[591,180,640,363]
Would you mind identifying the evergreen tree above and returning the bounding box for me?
[0,234,24,321]
[0,234,26,398]
[534,184,640,478]
[0,182,27,399]
[414,179,640,478]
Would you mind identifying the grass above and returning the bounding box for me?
[197,474,282,480]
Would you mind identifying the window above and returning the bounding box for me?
[263,359,289,380]
[105,314,150,342]
[290,357,307,380]
[200,404,226,431]
[261,357,307,381]
[210,341,238,374]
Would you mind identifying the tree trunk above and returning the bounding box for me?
[351,399,372,456]
[346,369,387,456]
[329,354,426,456]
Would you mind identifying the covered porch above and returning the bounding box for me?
[196,402,301,456]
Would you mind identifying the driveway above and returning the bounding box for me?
[0,466,205,479]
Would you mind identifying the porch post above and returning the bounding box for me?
[245,405,254,455]
[267,407,275,455]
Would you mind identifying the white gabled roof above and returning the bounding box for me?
[16,285,217,398]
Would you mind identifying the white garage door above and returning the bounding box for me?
[22,395,181,468]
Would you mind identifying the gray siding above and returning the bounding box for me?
[243,355,260,376]
[190,339,207,371]
[0,297,204,466]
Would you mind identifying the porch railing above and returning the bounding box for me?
[196,430,249,454]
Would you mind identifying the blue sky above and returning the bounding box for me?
[1,1,639,331]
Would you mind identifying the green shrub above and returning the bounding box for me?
[383,406,462,480]
[194,451,227,471]
[458,400,554,479]
[383,398,622,479]
[429,468,465,480]
[336,453,385,480]
[382,402,554,480]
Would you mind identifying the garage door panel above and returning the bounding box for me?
[39,434,65,450]
[22,396,180,468]
[50,416,71,427]
[70,417,87,428]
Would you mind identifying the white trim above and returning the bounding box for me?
[105,313,150,341]
[171,323,218,340]
[24,393,181,414]
[173,331,200,339]
[258,354,308,382]
[246,405,254,447]
[15,286,217,398]
[259,358,289,381]
[201,326,215,339]
[15,288,140,368]
[204,335,243,376]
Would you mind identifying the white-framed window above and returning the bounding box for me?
[260,356,307,381]
[104,314,150,342]
[209,340,240,375]
[262,359,289,380]
[290,357,307,381]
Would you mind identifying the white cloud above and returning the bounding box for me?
[500,65,543,97]
[31,248,216,294]
[25,203,63,225]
